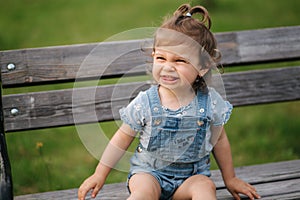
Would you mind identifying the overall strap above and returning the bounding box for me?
[196,89,209,117]
[146,85,162,116]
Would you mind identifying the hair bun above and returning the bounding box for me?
[174,4,191,17]
[190,6,211,29]
[174,4,211,29]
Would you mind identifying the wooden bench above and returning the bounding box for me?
[0,25,300,199]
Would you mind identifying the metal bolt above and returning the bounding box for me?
[7,63,16,71]
[10,108,19,116]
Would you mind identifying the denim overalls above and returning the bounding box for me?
[146,85,210,163]
[128,86,212,199]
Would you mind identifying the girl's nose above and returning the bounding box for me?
[162,62,175,71]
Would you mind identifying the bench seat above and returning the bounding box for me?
[15,159,300,200]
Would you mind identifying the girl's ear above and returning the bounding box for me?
[152,51,155,57]
[199,68,209,77]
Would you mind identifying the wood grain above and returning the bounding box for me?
[14,160,300,200]
[3,66,300,132]
[1,26,299,87]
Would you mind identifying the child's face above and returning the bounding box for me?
[152,49,199,91]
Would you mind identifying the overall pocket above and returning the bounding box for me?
[148,115,208,162]
[158,128,202,162]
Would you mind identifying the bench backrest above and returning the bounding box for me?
[1,26,300,132]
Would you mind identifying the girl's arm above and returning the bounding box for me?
[78,123,136,200]
[212,127,260,200]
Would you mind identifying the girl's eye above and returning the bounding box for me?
[176,59,187,63]
[156,56,165,61]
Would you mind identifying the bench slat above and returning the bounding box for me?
[0,41,151,87]
[212,159,300,188]
[1,26,300,87]
[216,179,300,200]
[14,160,300,200]
[223,66,300,106]
[3,82,150,132]
[15,179,300,200]
[3,66,300,132]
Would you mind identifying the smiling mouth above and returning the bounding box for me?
[160,75,179,82]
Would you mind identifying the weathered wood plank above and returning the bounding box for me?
[1,26,299,87]
[15,179,300,200]
[212,159,300,188]
[14,183,129,200]
[231,26,300,64]
[0,41,151,87]
[223,66,300,106]
[213,160,300,199]
[3,82,150,132]
[14,160,300,200]
[216,179,300,200]
[3,66,300,132]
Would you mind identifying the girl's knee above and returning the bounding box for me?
[193,176,216,199]
[127,173,161,200]
[200,176,216,190]
[173,175,216,200]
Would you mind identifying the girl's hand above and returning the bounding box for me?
[78,173,105,200]
[225,177,261,200]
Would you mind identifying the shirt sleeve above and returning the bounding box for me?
[209,88,233,126]
[119,91,149,132]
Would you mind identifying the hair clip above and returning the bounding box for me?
[186,12,192,17]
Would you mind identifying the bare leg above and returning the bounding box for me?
[172,174,216,200]
[127,173,161,200]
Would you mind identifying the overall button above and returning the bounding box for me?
[199,108,205,113]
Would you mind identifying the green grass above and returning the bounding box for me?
[6,127,96,194]
[1,0,300,196]
[1,0,300,50]
[225,102,300,165]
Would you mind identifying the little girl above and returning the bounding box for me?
[78,4,260,200]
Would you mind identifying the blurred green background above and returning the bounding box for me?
[1,0,299,196]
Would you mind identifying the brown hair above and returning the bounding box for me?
[154,4,221,92]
